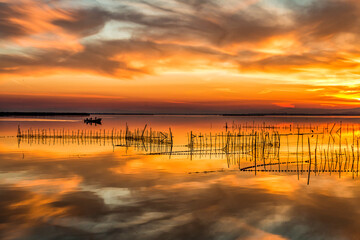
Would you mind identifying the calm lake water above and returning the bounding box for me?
[1,115,360,240]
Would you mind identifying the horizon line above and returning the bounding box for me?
[2,112,360,117]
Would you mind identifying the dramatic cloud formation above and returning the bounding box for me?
[1,0,360,112]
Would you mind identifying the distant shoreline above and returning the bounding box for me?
[1,112,360,117]
[0,112,90,117]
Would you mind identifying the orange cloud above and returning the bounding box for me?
[1,0,360,111]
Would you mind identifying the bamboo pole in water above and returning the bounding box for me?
[307,137,312,185]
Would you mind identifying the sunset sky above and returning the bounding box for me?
[1,0,360,113]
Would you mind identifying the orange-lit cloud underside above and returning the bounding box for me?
[1,0,360,112]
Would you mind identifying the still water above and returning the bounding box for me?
[1,115,360,240]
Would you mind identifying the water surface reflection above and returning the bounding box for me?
[1,115,360,239]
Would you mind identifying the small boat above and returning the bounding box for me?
[84,117,102,124]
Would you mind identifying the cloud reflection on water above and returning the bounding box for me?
[0,149,359,239]
[2,116,360,239]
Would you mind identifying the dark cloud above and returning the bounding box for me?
[175,0,217,11]
[0,2,29,39]
[51,191,108,219]
[272,191,360,239]
[0,186,32,224]
[293,0,360,39]
[52,7,111,37]
[0,39,234,78]
[113,1,287,47]
[0,40,146,77]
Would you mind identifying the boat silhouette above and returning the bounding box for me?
[84,117,102,125]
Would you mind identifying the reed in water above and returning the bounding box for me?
[16,122,360,180]
[16,124,174,152]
